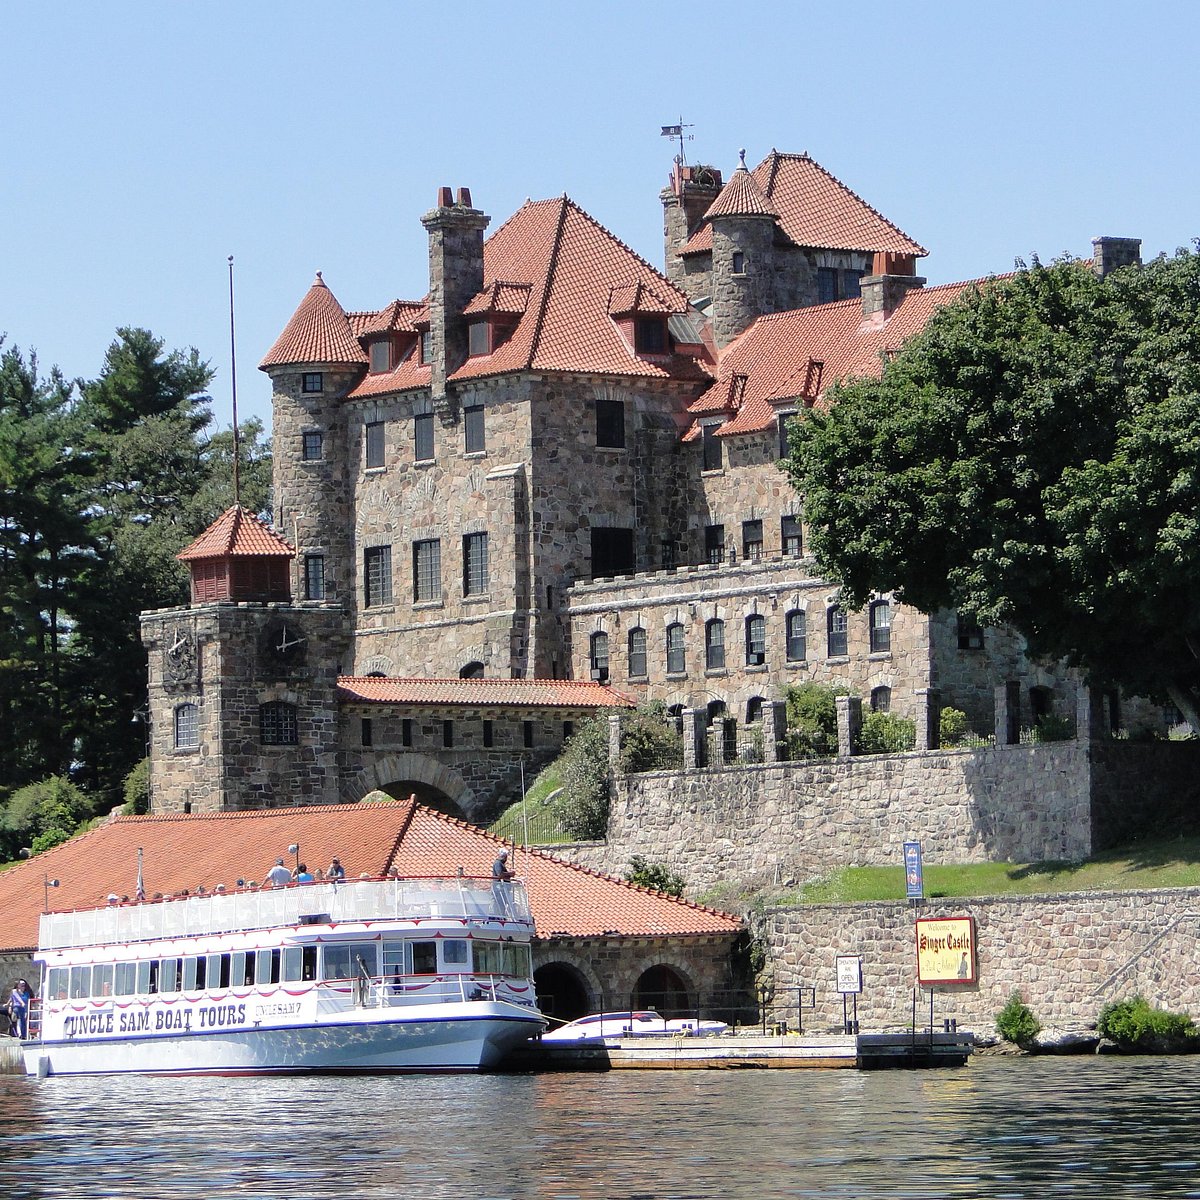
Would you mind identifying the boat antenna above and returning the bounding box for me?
[227,254,241,507]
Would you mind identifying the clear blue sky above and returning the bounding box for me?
[4,1,1196,431]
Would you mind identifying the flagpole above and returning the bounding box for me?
[228,255,241,507]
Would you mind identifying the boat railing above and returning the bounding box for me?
[39,877,533,950]
[315,972,535,1011]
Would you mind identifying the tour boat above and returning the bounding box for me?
[24,875,547,1076]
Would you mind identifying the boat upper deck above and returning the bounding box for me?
[38,877,532,952]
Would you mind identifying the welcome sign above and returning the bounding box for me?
[916,917,976,984]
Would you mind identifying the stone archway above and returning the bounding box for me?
[342,753,479,822]
[534,962,592,1022]
[633,962,693,1018]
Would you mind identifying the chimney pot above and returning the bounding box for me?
[438,186,453,207]
[456,187,472,208]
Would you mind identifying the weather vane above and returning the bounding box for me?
[660,117,694,165]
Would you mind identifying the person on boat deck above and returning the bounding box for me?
[492,850,514,881]
[328,857,346,881]
[294,863,314,883]
[9,980,31,1039]
[266,858,292,888]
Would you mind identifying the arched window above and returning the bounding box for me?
[786,610,807,662]
[869,600,892,654]
[459,661,485,679]
[174,703,199,750]
[666,623,686,675]
[827,605,848,657]
[871,686,891,713]
[745,614,766,665]
[706,699,726,725]
[589,632,610,682]
[260,702,298,746]
[705,619,726,670]
[627,627,647,678]
[667,703,684,734]
[746,696,765,725]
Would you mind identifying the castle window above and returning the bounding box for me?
[702,424,722,471]
[414,412,434,463]
[595,398,625,448]
[260,702,298,746]
[843,270,864,299]
[174,703,199,750]
[420,330,432,362]
[590,632,610,681]
[590,527,634,579]
[402,719,413,747]
[413,539,442,602]
[463,533,488,596]
[468,321,490,357]
[523,720,534,748]
[957,613,984,650]
[443,720,454,748]
[705,619,725,671]
[365,421,385,470]
[827,606,848,658]
[563,720,573,739]
[732,251,745,275]
[742,520,763,562]
[634,317,667,354]
[786,610,807,662]
[364,546,392,607]
[361,718,373,747]
[782,515,803,557]
[627,627,647,678]
[460,662,484,679]
[818,267,839,304]
[871,686,891,713]
[302,431,323,461]
[704,524,725,566]
[745,615,766,665]
[301,372,323,393]
[368,339,393,374]
[869,600,892,654]
[666,623,686,675]
[464,402,485,453]
[483,720,494,748]
[746,696,764,724]
[304,554,325,601]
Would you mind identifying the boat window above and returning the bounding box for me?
[115,962,137,997]
[503,944,532,979]
[231,952,251,988]
[282,946,304,982]
[136,961,152,995]
[323,942,378,982]
[48,967,68,1000]
[473,941,504,975]
[257,949,280,985]
[411,942,437,975]
[91,963,114,998]
[69,965,92,999]
[303,947,317,982]
[442,939,469,968]
[159,959,180,995]
[182,957,199,991]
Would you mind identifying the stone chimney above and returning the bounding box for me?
[1092,236,1141,278]
[660,161,723,291]
[421,186,490,403]
[860,252,925,321]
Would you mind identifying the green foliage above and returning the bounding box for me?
[618,701,684,773]
[996,992,1042,1047]
[939,707,971,746]
[29,827,72,855]
[1098,994,1198,1052]
[856,710,916,754]
[551,717,611,840]
[122,758,150,815]
[785,249,1200,726]
[783,682,847,758]
[624,855,685,897]
[2,775,94,860]
[1032,713,1074,742]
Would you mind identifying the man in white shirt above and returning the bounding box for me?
[266,857,292,888]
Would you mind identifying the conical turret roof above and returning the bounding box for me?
[704,153,779,221]
[177,505,295,561]
[259,273,368,369]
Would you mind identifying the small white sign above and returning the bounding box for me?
[836,955,863,994]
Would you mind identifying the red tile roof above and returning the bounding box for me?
[351,300,427,336]
[0,800,740,951]
[704,163,778,220]
[259,273,368,368]
[688,278,990,438]
[682,151,926,259]
[462,282,532,317]
[337,676,636,709]
[176,505,296,561]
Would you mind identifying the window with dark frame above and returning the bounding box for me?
[420,331,432,362]
[781,515,803,557]
[742,520,763,562]
[361,718,373,747]
[302,431,323,461]
[590,527,635,578]
[304,554,326,601]
[464,402,485,453]
[364,545,392,607]
[301,372,323,393]
[595,397,626,448]
[482,720,493,748]
[523,721,534,749]
[413,538,441,602]
[260,702,298,746]
[402,719,413,748]
[627,627,647,677]
[786,610,807,662]
[414,412,434,462]
[818,266,839,304]
[871,686,891,713]
[365,421,385,469]
[590,631,610,681]
[443,720,454,748]
[869,600,892,654]
[705,524,725,565]
[666,623,686,675]
[745,615,766,665]
[467,321,490,357]
[705,619,725,671]
[634,317,667,354]
[956,613,984,650]
[174,703,199,750]
[369,339,393,373]
[702,423,722,471]
[463,533,488,596]
[827,606,848,657]
[843,269,864,299]
[732,251,745,274]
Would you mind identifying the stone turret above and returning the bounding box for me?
[660,161,723,292]
[421,187,490,406]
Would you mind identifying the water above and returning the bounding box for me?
[1,1056,1198,1198]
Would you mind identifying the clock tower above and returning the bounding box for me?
[140,505,350,813]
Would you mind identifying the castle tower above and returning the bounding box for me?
[660,160,723,295]
[706,153,780,349]
[140,506,350,813]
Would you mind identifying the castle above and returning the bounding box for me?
[140,150,1144,820]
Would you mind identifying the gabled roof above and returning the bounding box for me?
[682,151,927,259]
[176,505,295,561]
[687,278,985,438]
[462,281,532,316]
[337,676,636,709]
[259,273,368,369]
[0,800,741,951]
[351,300,427,337]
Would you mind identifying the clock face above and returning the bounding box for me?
[164,627,197,687]
[263,620,306,668]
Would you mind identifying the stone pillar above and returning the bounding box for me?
[995,681,1021,746]
[836,695,862,759]
[915,688,941,751]
[764,700,788,763]
[1075,681,1104,742]
[607,712,622,769]
[682,708,706,770]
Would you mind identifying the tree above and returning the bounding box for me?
[785,248,1200,726]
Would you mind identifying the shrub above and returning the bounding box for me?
[856,711,916,755]
[783,682,847,758]
[996,991,1042,1047]
[122,758,151,815]
[1032,713,1074,742]
[939,707,971,747]
[3,775,94,859]
[551,717,611,840]
[624,855,685,897]
[1098,995,1197,1052]
[619,702,684,773]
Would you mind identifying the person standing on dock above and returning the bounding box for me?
[9,980,30,1040]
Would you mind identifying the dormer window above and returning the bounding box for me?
[368,339,393,374]
[635,317,667,354]
[468,321,490,357]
